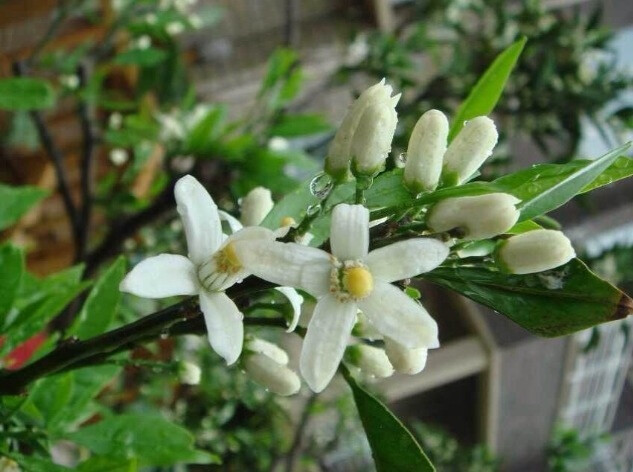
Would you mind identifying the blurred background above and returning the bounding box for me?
[2,0,633,470]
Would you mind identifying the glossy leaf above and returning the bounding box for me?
[342,365,435,472]
[70,257,126,339]
[0,244,24,325]
[65,414,220,466]
[0,183,48,230]
[448,37,527,141]
[0,78,55,110]
[22,372,74,427]
[424,259,633,337]
[517,144,630,221]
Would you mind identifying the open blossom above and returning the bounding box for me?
[236,203,448,392]
[120,175,275,364]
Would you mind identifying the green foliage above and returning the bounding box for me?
[69,257,127,339]
[0,78,56,110]
[342,366,435,472]
[64,414,219,466]
[448,37,526,141]
[0,244,24,325]
[113,47,168,67]
[269,114,332,137]
[425,259,632,337]
[0,183,48,230]
[547,426,607,472]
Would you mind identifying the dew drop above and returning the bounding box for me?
[309,172,334,199]
[395,152,407,168]
[306,204,320,216]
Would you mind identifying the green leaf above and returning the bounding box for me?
[448,37,526,141]
[342,366,435,472]
[185,106,226,154]
[517,144,631,221]
[7,453,70,472]
[77,457,138,472]
[114,47,168,67]
[0,183,48,230]
[22,372,74,427]
[64,414,220,466]
[70,257,126,339]
[269,114,331,137]
[424,259,633,337]
[0,244,24,325]
[0,78,56,110]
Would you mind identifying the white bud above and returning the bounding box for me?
[442,116,498,185]
[244,353,301,396]
[166,22,185,35]
[353,311,383,341]
[135,35,151,50]
[325,79,399,181]
[188,14,203,29]
[246,337,289,365]
[404,109,449,193]
[60,74,79,90]
[427,193,520,240]
[240,187,274,227]
[347,345,394,378]
[268,136,290,151]
[178,360,201,385]
[108,112,123,130]
[496,229,575,274]
[109,148,128,166]
[351,98,398,177]
[384,337,428,375]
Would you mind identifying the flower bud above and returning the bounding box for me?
[426,193,520,240]
[178,360,201,385]
[351,99,399,177]
[495,229,575,274]
[247,337,289,365]
[442,116,498,185]
[240,187,274,227]
[404,109,449,193]
[346,344,394,378]
[325,79,399,181]
[244,354,301,396]
[384,337,428,375]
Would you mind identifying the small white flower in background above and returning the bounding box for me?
[188,14,203,29]
[243,337,301,396]
[59,74,79,90]
[325,79,400,181]
[178,360,201,385]
[120,175,277,365]
[236,203,448,392]
[404,109,449,193]
[346,344,394,379]
[268,136,290,152]
[240,187,274,227]
[345,33,369,66]
[384,337,428,375]
[442,116,498,185]
[144,13,157,24]
[135,35,152,50]
[426,193,521,240]
[166,21,185,36]
[108,112,123,130]
[109,148,128,166]
[495,229,576,275]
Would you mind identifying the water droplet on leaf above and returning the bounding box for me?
[309,172,333,199]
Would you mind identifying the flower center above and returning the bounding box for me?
[330,259,373,301]
[214,242,242,275]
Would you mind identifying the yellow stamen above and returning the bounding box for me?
[214,242,242,274]
[280,216,296,227]
[343,267,373,299]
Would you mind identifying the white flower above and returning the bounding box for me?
[495,229,575,274]
[240,187,274,227]
[404,109,449,193]
[384,337,428,375]
[325,80,400,181]
[120,175,276,364]
[243,337,301,396]
[135,35,151,50]
[268,136,290,152]
[179,360,201,385]
[109,148,128,166]
[442,116,498,185]
[166,22,185,36]
[60,74,79,90]
[236,203,448,392]
[426,193,520,240]
[108,112,123,130]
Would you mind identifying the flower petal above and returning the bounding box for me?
[330,204,369,260]
[175,175,223,265]
[275,286,304,332]
[300,295,357,392]
[199,291,244,365]
[218,210,244,234]
[234,241,332,297]
[366,238,449,282]
[358,282,438,349]
[119,254,197,298]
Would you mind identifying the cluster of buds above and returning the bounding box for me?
[242,337,301,396]
[325,79,400,181]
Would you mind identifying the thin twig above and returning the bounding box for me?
[285,393,318,472]
[283,0,299,47]
[13,61,80,249]
[26,0,76,65]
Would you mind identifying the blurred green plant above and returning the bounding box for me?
[547,425,608,472]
